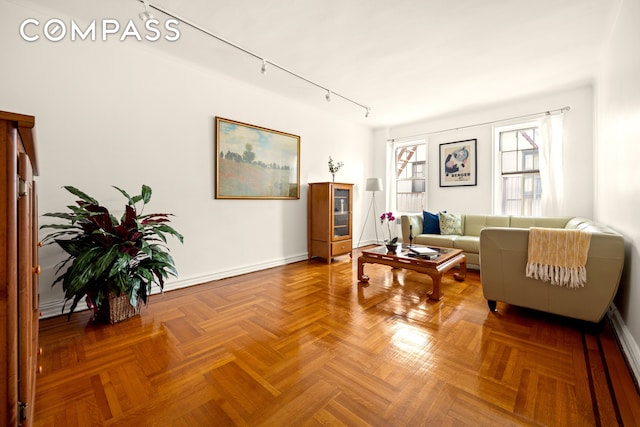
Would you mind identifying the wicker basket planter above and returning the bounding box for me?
[96,292,142,324]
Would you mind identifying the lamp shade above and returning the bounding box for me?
[365,178,383,192]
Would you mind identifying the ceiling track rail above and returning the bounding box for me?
[137,0,371,117]
[388,106,570,142]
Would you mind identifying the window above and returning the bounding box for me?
[496,125,541,216]
[393,141,426,212]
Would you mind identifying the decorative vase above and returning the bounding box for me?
[332,173,335,182]
[386,244,398,253]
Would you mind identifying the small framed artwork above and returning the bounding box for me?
[439,139,477,187]
[215,117,300,199]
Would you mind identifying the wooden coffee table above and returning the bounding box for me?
[357,245,467,300]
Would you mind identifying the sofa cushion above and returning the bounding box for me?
[414,234,457,248]
[464,215,510,237]
[439,212,463,235]
[453,235,479,253]
[422,211,441,234]
[510,216,571,229]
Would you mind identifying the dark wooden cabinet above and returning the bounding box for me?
[308,182,353,262]
[1,111,40,427]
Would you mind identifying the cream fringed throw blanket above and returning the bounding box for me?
[525,227,592,288]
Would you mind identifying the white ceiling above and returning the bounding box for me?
[27,0,620,127]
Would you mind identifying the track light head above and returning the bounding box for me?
[325,90,331,102]
[261,59,267,75]
[365,107,370,118]
[139,1,153,21]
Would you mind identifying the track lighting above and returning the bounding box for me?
[365,107,370,118]
[139,0,153,21]
[136,0,371,117]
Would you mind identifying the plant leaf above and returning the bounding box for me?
[150,224,184,243]
[141,185,152,204]
[122,205,138,229]
[41,212,80,221]
[63,186,99,205]
[112,186,134,205]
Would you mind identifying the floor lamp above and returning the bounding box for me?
[357,178,383,248]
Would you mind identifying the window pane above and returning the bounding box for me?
[397,192,424,212]
[502,175,521,215]
[394,142,426,212]
[504,175,522,197]
[413,162,425,177]
[396,180,412,193]
[502,151,518,173]
[397,168,407,179]
[500,131,518,151]
[523,151,534,170]
[518,128,538,150]
[500,172,541,216]
[523,174,534,195]
[517,129,537,150]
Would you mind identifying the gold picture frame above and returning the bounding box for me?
[215,117,300,199]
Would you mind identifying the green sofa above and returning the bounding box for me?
[400,213,625,322]
[401,213,573,266]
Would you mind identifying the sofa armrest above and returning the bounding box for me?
[401,214,423,243]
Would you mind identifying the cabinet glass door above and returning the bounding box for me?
[333,187,350,237]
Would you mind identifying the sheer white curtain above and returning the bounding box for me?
[385,140,396,212]
[539,112,565,216]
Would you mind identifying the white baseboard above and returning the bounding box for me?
[39,252,310,319]
[355,238,381,248]
[39,300,69,320]
[162,252,310,293]
[608,304,640,386]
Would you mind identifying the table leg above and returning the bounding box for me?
[358,257,369,282]
[454,256,467,281]
[426,273,443,301]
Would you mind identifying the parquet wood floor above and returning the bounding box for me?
[34,248,640,426]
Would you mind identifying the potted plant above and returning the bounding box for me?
[380,211,399,252]
[328,156,343,182]
[41,184,183,322]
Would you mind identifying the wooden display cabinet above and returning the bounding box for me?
[308,182,353,263]
[1,111,40,427]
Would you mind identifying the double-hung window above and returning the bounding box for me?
[392,140,426,212]
[495,124,541,216]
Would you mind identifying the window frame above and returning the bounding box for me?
[493,121,542,216]
[389,139,427,214]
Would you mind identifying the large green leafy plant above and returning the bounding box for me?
[41,185,183,318]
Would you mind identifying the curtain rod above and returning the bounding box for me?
[388,106,570,142]
[138,0,371,117]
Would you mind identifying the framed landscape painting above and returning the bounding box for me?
[215,117,300,199]
[439,139,477,187]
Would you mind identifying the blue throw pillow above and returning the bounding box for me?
[422,211,441,234]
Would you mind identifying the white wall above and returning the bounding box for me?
[596,0,640,382]
[377,85,595,217]
[0,1,374,317]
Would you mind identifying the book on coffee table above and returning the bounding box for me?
[409,246,439,257]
